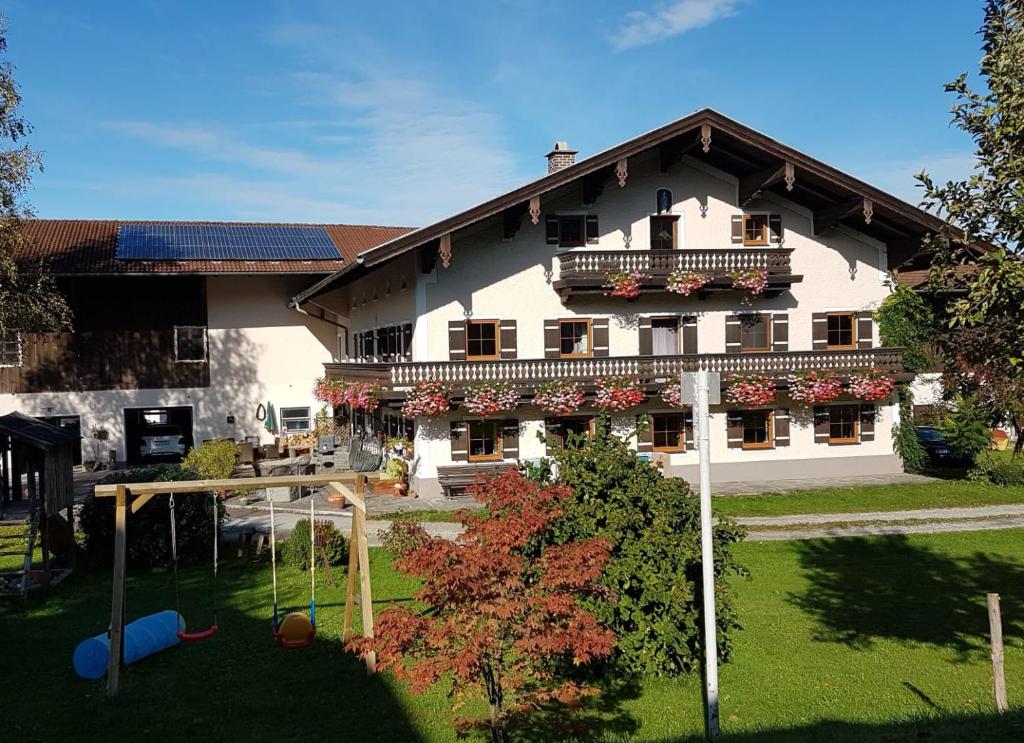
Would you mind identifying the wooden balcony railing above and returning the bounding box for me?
[325,348,904,390]
[553,248,800,299]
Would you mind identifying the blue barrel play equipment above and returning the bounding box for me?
[73,610,185,680]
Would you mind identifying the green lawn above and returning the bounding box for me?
[373,508,487,522]
[3,530,1024,741]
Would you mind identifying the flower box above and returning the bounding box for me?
[725,374,776,407]
[666,270,710,296]
[462,381,520,416]
[660,382,686,408]
[730,268,768,300]
[533,380,586,415]
[787,371,842,405]
[594,377,646,412]
[849,369,896,401]
[604,271,645,300]
[401,380,453,417]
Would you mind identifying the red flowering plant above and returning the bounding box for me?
[313,377,347,408]
[352,470,615,741]
[660,381,686,408]
[594,376,646,412]
[604,270,645,300]
[725,373,776,407]
[666,270,710,296]
[344,381,382,412]
[850,368,896,401]
[462,381,519,416]
[787,370,842,405]
[401,379,452,417]
[730,268,768,302]
[533,379,586,415]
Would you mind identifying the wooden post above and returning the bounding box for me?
[355,474,376,674]
[342,510,359,643]
[107,485,129,696]
[988,593,1008,713]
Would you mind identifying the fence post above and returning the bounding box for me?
[988,592,1008,713]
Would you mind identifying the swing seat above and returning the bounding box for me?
[177,624,219,642]
[274,612,315,650]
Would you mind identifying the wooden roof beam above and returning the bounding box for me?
[814,197,873,235]
[739,161,795,206]
[502,202,529,241]
[658,133,703,174]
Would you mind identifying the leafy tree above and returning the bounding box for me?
[916,0,1024,452]
[352,470,615,743]
[940,394,994,464]
[551,415,746,677]
[876,283,936,374]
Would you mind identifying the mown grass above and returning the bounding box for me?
[3,530,1023,741]
[372,508,486,522]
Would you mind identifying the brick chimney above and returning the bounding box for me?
[546,141,577,173]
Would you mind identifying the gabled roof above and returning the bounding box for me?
[294,108,952,304]
[16,220,412,276]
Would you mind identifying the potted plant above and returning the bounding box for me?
[661,382,686,408]
[666,270,710,296]
[533,380,586,415]
[462,381,519,416]
[313,377,347,407]
[344,381,382,412]
[725,374,776,406]
[401,380,453,417]
[787,370,843,405]
[594,377,646,412]
[604,270,645,300]
[849,369,896,401]
[730,268,768,301]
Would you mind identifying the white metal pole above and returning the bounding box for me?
[694,368,720,737]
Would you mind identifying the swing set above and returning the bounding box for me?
[93,472,378,696]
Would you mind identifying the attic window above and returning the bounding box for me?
[0,333,22,367]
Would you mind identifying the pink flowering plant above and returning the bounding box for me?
[462,381,520,416]
[313,377,347,408]
[730,268,768,301]
[661,382,686,408]
[666,270,710,296]
[849,369,896,401]
[533,380,586,415]
[787,371,843,405]
[725,374,776,407]
[344,382,382,412]
[604,270,646,300]
[594,376,646,412]
[401,379,453,417]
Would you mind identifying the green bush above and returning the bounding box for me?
[181,439,238,480]
[550,414,746,677]
[383,458,406,481]
[378,520,428,558]
[876,283,937,373]
[79,465,222,568]
[280,519,348,571]
[893,386,928,473]
[940,395,992,465]
[968,455,1024,486]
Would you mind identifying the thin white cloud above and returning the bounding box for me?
[612,0,741,50]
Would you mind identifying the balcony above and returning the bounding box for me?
[325,348,905,397]
[552,248,800,301]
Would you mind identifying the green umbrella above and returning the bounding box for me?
[264,402,276,434]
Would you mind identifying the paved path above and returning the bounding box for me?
[712,472,937,496]
[223,508,462,547]
[734,503,1024,527]
[745,517,1024,541]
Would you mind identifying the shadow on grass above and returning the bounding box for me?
[787,535,1024,656]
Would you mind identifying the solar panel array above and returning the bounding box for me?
[116,224,340,261]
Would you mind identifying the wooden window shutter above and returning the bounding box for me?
[638,317,653,356]
[812,313,828,351]
[545,215,560,245]
[636,414,653,453]
[769,214,783,244]
[682,316,698,355]
[448,320,467,361]
[774,408,791,447]
[727,412,744,448]
[499,320,518,360]
[683,409,696,451]
[450,421,469,462]
[544,418,563,456]
[725,316,742,354]
[592,318,610,357]
[543,320,560,359]
[730,214,744,244]
[501,419,520,459]
[813,406,830,444]
[859,405,876,442]
[771,314,789,352]
[586,215,599,244]
[857,313,874,349]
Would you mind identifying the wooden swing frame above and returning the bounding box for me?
[94,471,378,696]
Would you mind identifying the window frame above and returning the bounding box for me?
[280,406,312,433]
[826,312,857,350]
[650,315,680,356]
[742,213,770,246]
[558,215,586,248]
[739,314,772,353]
[173,325,208,363]
[741,410,774,450]
[651,412,685,453]
[558,318,592,359]
[465,319,500,361]
[828,404,860,445]
[0,332,23,368]
[467,419,503,462]
[649,214,680,250]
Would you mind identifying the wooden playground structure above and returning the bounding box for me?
[93,471,379,696]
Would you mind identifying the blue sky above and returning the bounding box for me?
[8,0,985,226]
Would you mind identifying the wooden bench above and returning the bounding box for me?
[436,463,516,499]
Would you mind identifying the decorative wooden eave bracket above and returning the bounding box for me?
[739,161,796,206]
[813,196,874,235]
[439,233,452,268]
[701,123,712,153]
[529,195,541,225]
[615,158,628,187]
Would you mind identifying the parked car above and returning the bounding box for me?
[915,426,966,466]
[139,424,186,459]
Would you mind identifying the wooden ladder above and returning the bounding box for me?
[0,497,37,601]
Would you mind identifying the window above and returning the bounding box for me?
[558,215,585,247]
[466,320,499,360]
[547,416,595,451]
[650,215,679,250]
[743,214,769,246]
[652,413,685,452]
[559,319,591,357]
[174,326,207,362]
[468,420,501,461]
[0,333,22,367]
[280,407,312,433]
[739,315,771,352]
[651,317,679,356]
[829,405,859,444]
[827,313,856,349]
[742,410,773,449]
[355,323,412,361]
